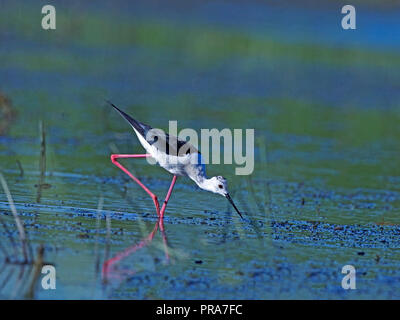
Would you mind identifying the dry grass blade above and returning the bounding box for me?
[246,174,264,214]
[16,160,24,178]
[102,211,112,284]
[94,196,104,274]
[36,120,46,203]
[257,136,274,242]
[105,211,111,261]
[25,245,45,299]
[0,172,28,262]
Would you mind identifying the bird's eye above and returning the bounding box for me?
[218,184,223,189]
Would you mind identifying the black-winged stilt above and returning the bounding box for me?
[108,101,243,220]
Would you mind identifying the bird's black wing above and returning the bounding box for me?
[108,101,198,156]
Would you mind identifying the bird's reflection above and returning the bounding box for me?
[102,218,169,282]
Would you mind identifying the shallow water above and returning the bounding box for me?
[0,0,399,299]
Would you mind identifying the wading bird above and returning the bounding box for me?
[108,101,243,220]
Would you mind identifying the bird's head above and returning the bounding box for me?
[209,175,228,196]
[208,176,243,219]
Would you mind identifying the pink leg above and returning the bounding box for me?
[104,155,176,280]
[159,218,170,262]
[111,155,177,220]
[111,154,161,216]
[160,175,177,219]
[158,176,177,262]
[102,220,159,278]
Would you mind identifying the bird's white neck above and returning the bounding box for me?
[190,175,214,192]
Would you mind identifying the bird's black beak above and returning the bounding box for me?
[225,193,243,219]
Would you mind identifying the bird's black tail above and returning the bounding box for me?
[106,100,150,137]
